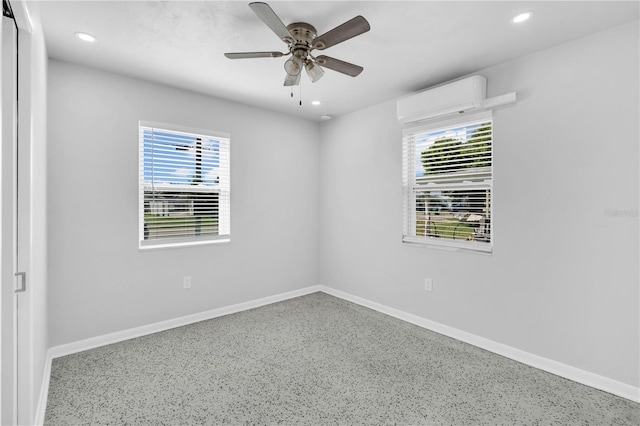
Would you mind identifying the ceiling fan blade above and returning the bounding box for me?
[284,72,301,87]
[225,51,286,59]
[249,2,294,43]
[315,55,363,77]
[312,16,370,50]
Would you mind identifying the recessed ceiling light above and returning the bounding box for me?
[311,100,322,106]
[512,11,532,23]
[75,32,97,42]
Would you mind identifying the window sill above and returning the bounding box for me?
[139,237,230,251]
[402,236,492,254]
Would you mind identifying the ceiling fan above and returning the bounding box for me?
[225,2,370,86]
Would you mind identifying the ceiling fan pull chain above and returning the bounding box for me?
[299,79,302,106]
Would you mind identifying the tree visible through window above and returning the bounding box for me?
[139,122,230,248]
[402,113,492,251]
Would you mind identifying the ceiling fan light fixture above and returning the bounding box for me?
[284,55,303,76]
[284,72,301,86]
[305,61,325,83]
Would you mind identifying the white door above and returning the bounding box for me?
[1,11,19,426]
[15,11,33,424]
[1,9,31,425]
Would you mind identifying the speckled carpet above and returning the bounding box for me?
[45,292,639,425]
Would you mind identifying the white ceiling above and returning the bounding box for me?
[37,1,639,122]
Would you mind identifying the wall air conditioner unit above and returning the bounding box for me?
[397,75,487,124]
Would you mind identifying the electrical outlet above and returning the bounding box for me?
[183,276,192,289]
[424,278,433,292]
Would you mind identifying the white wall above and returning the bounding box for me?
[47,61,319,346]
[319,21,639,388]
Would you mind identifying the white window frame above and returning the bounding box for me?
[139,121,230,249]
[402,111,493,253]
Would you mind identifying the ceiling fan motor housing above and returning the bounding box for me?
[287,22,317,44]
[287,22,317,60]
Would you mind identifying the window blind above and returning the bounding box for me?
[139,123,230,248]
[402,112,492,251]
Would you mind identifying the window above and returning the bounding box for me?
[139,122,230,248]
[402,112,492,252]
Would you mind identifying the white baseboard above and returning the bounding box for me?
[319,285,640,403]
[48,285,321,359]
